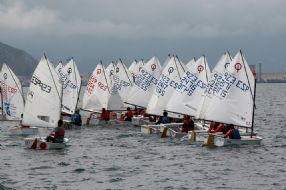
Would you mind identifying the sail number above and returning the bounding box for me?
[86,75,108,95]
[134,69,158,91]
[31,75,52,93]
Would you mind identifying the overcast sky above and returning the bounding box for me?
[1,0,286,73]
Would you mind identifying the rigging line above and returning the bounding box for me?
[72,58,82,112]
[203,55,209,82]
[44,54,61,102]
[227,51,233,61]
[119,59,133,87]
[173,56,182,81]
[101,61,111,94]
[176,55,186,73]
[6,64,26,104]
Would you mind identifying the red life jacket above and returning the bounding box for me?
[54,127,65,139]
[214,124,224,132]
[127,110,133,118]
[101,111,110,120]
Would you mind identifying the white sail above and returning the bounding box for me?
[162,54,172,70]
[146,56,186,117]
[22,56,62,128]
[111,59,133,103]
[106,62,115,78]
[55,62,63,76]
[0,63,25,120]
[186,57,196,69]
[129,59,144,83]
[58,59,82,115]
[166,56,211,116]
[128,60,137,72]
[126,56,162,108]
[198,51,255,127]
[82,63,124,112]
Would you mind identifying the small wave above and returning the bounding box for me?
[58,162,70,166]
[108,178,124,183]
[73,168,85,173]
[0,184,14,190]
[103,166,121,172]
[30,166,54,170]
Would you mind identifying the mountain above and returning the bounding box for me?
[0,42,37,76]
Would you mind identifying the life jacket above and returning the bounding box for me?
[53,127,65,139]
[214,124,224,132]
[230,129,241,139]
[101,111,110,120]
[127,110,133,118]
[182,119,194,131]
[73,114,82,126]
[162,116,171,124]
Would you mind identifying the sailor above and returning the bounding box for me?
[208,121,219,132]
[156,111,171,124]
[223,124,241,139]
[180,115,194,133]
[46,120,65,143]
[71,110,82,126]
[100,108,110,122]
[124,107,133,121]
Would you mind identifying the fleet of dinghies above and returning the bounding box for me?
[0,50,262,150]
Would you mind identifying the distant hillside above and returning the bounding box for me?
[0,42,37,76]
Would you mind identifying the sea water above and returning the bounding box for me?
[0,83,286,190]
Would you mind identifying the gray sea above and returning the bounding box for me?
[0,83,286,190]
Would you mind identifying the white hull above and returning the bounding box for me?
[131,116,152,126]
[214,135,263,147]
[141,125,160,134]
[24,137,68,150]
[9,127,39,136]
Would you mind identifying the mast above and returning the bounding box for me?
[101,60,111,94]
[73,58,82,113]
[240,50,256,136]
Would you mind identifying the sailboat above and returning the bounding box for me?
[197,51,262,147]
[142,55,187,134]
[0,63,38,135]
[58,58,82,128]
[126,56,162,126]
[146,55,186,118]
[24,55,67,149]
[81,61,125,126]
[164,55,211,138]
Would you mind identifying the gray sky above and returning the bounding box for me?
[1,0,286,73]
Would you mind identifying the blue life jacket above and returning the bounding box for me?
[72,114,82,125]
[231,129,241,139]
[162,116,171,124]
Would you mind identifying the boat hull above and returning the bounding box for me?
[141,125,160,134]
[24,137,68,150]
[132,116,151,126]
[214,135,263,147]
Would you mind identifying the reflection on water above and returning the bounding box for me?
[0,83,286,189]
